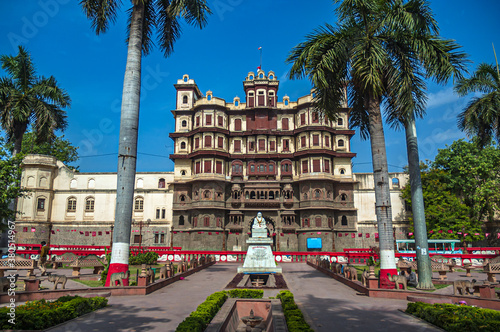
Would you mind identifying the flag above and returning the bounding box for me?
[366,233,370,238]
[351,233,355,238]
[339,233,342,237]
[258,46,262,50]
[408,232,413,236]
[375,233,379,238]
[358,233,362,237]
[257,66,261,70]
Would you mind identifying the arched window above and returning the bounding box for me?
[269,74,274,79]
[234,118,242,131]
[338,139,345,147]
[181,170,186,176]
[259,73,264,78]
[37,197,46,210]
[339,168,346,175]
[250,165,255,173]
[203,190,211,199]
[392,178,400,188]
[235,100,239,106]
[88,178,95,189]
[134,197,144,211]
[284,99,289,106]
[207,94,212,101]
[338,118,343,126]
[182,95,188,104]
[136,178,144,188]
[158,178,166,188]
[85,197,95,212]
[181,120,187,127]
[179,215,185,225]
[67,197,77,212]
[341,215,348,226]
[314,189,321,199]
[180,195,186,202]
[249,75,254,80]
[180,142,186,149]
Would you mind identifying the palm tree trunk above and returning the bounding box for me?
[105,3,144,287]
[405,119,433,289]
[12,122,28,157]
[366,94,397,288]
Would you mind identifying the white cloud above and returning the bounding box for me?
[426,87,460,109]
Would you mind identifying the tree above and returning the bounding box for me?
[0,138,25,226]
[402,140,500,243]
[455,59,500,149]
[287,0,466,288]
[8,131,79,170]
[0,46,71,156]
[80,0,211,286]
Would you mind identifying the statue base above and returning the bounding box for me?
[238,237,282,274]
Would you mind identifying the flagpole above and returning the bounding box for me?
[259,47,262,70]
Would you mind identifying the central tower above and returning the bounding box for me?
[169,70,357,252]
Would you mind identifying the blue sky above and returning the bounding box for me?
[0,0,499,173]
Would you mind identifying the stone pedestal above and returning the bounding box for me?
[367,277,378,289]
[24,278,40,292]
[137,276,150,287]
[478,284,496,299]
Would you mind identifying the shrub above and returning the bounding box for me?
[227,289,264,299]
[406,302,500,332]
[175,291,228,332]
[0,296,108,330]
[277,291,313,332]
[129,251,159,265]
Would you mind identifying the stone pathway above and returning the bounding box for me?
[43,263,443,332]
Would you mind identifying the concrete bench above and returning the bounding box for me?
[70,255,105,276]
[50,252,78,268]
[484,262,500,283]
[398,258,448,280]
[0,256,36,277]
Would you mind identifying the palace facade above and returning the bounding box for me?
[13,71,411,251]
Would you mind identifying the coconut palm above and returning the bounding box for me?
[455,61,500,149]
[0,46,70,156]
[287,0,467,289]
[79,0,211,286]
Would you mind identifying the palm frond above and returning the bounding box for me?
[80,0,121,35]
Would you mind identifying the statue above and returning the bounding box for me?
[47,273,67,290]
[252,212,266,229]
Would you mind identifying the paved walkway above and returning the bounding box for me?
[42,263,444,332]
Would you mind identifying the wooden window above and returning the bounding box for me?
[193,217,198,227]
[179,216,185,225]
[204,160,212,173]
[181,120,187,127]
[218,115,223,126]
[204,217,210,227]
[338,139,345,147]
[341,215,348,226]
[85,197,94,212]
[312,112,319,123]
[315,217,322,227]
[182,95,188,104]
[67,198,76,212]
[303,218,310,227]
[282,118,289,130]
[205,136,212,148]
[216,217,221,227]
[180,142,186,149]
[258,139,265,151]
[313,159,321,172]
[134,235,142,243]
[156,209,160,219]
[134,197,144,211]
[301,136,306,148]
[235,118,242,131]
[234,140,241,152]
[218,137,223,148]
[324,160,330,173]
[325,136,330,147]
[206,114,212,125]
[269,141,276,151]
[162,208,166,219]
[37,198,46,211]
[196,116,200,126]
[328,217,333,228]
[302,160,308,173]
[249,141,255,151]
[300,113,306,125]
[195,162,201,174]
[338,118,343,126]
[216,161,223,174]
[313,134,319,146]
[158,178,165,188]
[194,137,199,149]
[283,139,289,151]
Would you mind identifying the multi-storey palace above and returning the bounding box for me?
[11,70,411,251]
[169,70,406,251]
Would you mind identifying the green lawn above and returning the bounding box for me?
[73,279,103,287]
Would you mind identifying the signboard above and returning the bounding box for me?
[307,237,322,249]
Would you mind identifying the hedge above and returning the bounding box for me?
[277,290,314,332]
[406,302,500,332]
[175,289,264,332]
[0,295,108,330]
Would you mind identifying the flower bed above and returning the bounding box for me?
[0,295,108,330]
[406,302,500,331]
[276,290,313,332]
[175,289,264,332]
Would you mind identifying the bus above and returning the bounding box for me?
[396,239,462,254]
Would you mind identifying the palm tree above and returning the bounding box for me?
[287,0,467,289]
[455,59,500,149]
[80,0,211,286]
[0,46,70,156]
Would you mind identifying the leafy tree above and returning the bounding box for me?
[80,0,211,285]
[0,46,71,156]
[0,138,26,225]
[402,139,500,242]
[13,131,79,170]
[455,57,500,149]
